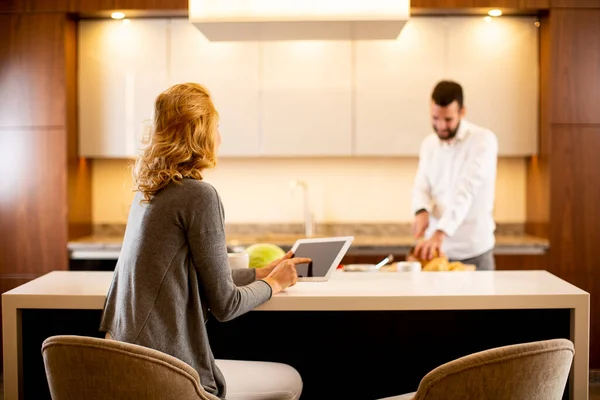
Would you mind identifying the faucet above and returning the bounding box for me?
[289,180,315,237]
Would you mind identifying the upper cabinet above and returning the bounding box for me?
[259,41,353,156]
[78,16,539,158]
[169,19,261,157]
[355,16,538,156]
[79,19,169,158]
[354,18,446,156]
[446,17,539,156]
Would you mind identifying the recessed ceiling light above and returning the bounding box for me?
[488,9,502,17]
[111,11,126,20]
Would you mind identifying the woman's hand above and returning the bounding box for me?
[262,261,298,294]
[255,251,311,280]
[259,251,311,295]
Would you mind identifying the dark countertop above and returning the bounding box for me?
[68,232,549,257]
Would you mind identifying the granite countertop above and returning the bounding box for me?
[68,223,549,256]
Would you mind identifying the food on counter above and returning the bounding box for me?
[407,247,475,272]
[447,261,476,271]
[244,243,286,269]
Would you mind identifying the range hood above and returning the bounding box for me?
[189,0,410,41]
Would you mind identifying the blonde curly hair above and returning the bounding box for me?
[133,83,219,202]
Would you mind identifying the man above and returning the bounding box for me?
[412,80,498,270]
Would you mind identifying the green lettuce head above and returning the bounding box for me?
[245,243,286,269]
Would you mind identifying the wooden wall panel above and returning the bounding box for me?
[0,14,66,127]
[411,0,474,7]
[0,0,26,12]
[114,0,188,9]
[525,156,550,238]
[65,18,93,239]
[551,9,600,124]
[0,0,188,13]
[525,14,550,239]
[472,0,523,7]
[549,124,600,277]
[548,123,600,368]
[538,14,551,158]
[0,128,69,274]
[552,0,600,7]
[525,0,550,7]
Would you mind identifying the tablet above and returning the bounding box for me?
[290,236,354,282]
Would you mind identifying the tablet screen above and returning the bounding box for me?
[292,240,347,278]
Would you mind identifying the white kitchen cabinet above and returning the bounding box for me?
[446,17,538,156]
[259,41,353,156]
[78,19,169,158]
[354,18,447,156]
[169,19,261,157]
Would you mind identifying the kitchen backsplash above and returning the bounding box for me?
[92,157,526,224]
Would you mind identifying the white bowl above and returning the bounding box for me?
[396,261,422,272]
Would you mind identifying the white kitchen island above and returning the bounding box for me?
[2,270,589,400]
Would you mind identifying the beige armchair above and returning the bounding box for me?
[42,335,220,400]
[381,338,574,400]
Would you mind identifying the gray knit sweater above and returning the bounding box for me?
[99,178,272,399]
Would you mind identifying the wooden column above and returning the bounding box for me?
[529,6,600,367]
[0,13,92,367]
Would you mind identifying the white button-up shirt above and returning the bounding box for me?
[411,119,498,260]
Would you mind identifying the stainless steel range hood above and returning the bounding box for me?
[189,0,410,41]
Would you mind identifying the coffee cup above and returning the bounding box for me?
[396,261,422,272]
[228,252,250,269]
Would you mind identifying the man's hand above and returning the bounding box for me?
[255,251,311,280]
[412,210,430,239]
[414,230,446,261]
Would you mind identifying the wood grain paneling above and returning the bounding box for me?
[552,0,600,7]
[549,124,600,277]
[539,13,550,158]
[525,0,550,7]
[0,0,26,12]
[526,13,550,239]
[114,0,187,9]
[411,0,474,7]
[551,9,600,124]
[525,156,550,238]
[65,18,93,239]
[0,0,188,13]
[472,0,521,7]
[0,128,69,274]
[0,14,66,127]
[494,254,549,270]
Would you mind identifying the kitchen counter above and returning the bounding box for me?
[2,270,588,399]
[1,269,583,311]
[68,232,550,258]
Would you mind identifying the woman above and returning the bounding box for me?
[100,83,310,400]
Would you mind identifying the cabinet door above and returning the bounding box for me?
[169,19,261,157]
[260,41,352,156]
[79,19,169,158]
[354,18,446,155]
[446,16,539,155]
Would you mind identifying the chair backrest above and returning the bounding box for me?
[412,338,574,400]
[42,335,220,400]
